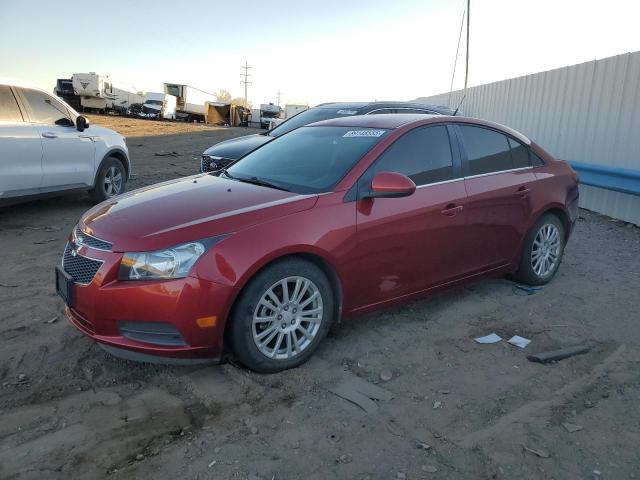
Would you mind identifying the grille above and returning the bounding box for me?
[201,156,212,172]
[201,155,229,173]
[75,226,112,251]
[62,243,103,285]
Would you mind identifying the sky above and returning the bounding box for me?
[1,0,639,108]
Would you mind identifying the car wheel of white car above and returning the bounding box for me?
[89,156,127,203]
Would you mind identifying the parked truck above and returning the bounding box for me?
[141,92,177,120]
[53,78,82,111]
[72,73,145,114]
[163,83,217,122]
[254,103,282,129]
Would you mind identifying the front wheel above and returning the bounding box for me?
[514,213,565,285]
[228,258,334,373]
[89,157,127,203]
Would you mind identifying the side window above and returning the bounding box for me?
[460,125,512,176]
[20,88,72,125]
[508,137,531,169]
[396,108,432,114]
[0,85,24,122]
[373,125,455,186]
[368,108,396,115]
[530,151,545,166]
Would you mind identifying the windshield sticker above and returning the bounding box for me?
[343,129,386,138]
[336,109,358,115]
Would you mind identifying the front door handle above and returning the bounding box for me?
[441,204,464,216]
[515,186,531,197]
[42,132,58,139]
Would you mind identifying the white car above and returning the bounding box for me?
[0,80,130,205]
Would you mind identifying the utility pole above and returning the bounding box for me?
[240,61,252,108]
[276,90,282,107]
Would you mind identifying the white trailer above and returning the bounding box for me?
[285,104,309,118]
[72,73,144,113]
[142,92,177,120]
[163,83,217,122]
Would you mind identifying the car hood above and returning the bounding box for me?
[80,174,317,252]
[202,134,273,160]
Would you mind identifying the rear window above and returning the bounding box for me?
[228,126,388,194]
[460,125,512,176]
[0,85,23,122]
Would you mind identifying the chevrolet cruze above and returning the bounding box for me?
[57,114,579,372]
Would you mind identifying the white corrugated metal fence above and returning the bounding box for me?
[415,51,640,225]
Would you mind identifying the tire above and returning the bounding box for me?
[514,213,565,285]
[228,258,334,373]
[89,157,127,203]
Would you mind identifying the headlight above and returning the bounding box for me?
[118,237,227,280]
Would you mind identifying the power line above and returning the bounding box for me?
[240,61,252,107]
[448,7,466,107]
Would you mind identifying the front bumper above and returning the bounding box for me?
[61,243,236,362]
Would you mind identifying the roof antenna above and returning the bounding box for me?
[453,0,470,116]
[453,93,466,116]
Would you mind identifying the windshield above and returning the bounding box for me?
[268,107,361,137]
[145,100,163,105]
[226,126,389,194]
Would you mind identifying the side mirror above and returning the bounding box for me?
[76,115,89,132]
[369,171,416,198]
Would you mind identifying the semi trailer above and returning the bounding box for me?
[163,83,217,122]
[72,73,145,113]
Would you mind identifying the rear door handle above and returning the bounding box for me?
[42,132,58,139]
[441,204,464,216]
[515,186,531,197]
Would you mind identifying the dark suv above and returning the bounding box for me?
[200,101,456,172]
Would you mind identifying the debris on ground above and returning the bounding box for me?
[433,400,442,409]
[329,375,394,414]
[422,465,439,473]
[45,317,58,324]
[417,442,432,451]
[513,284,544,296]
[527,344,592,364]
[154,151,180,157]
[379,369,393,382]
[474,333,502,344]
[508,335,531,348]
[522,445,550,458]
[562,422,584,433]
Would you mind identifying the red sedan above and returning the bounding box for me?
[56,114,579,372]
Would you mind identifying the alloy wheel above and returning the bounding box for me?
[104,166,123,197]
[252,276,323,360]
[531,223,561,277]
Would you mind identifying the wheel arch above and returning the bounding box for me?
[534,204,572,241]
[222,250,344,342]
[93,148,130,187]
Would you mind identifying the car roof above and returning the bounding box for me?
[309,113,531,144]
[314,101,456,115]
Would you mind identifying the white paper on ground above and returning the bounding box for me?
[508,335,531,348]
[474,333,502,344]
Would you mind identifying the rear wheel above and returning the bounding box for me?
[228,258,334,373]
[514,213,565,285]
[89,157,126,203]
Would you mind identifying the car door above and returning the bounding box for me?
[456,124,537,271]
[353,124,468,309]
[17,88,95,190]
[0,85,44,197]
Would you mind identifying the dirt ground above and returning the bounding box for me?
[1,116,639,480]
